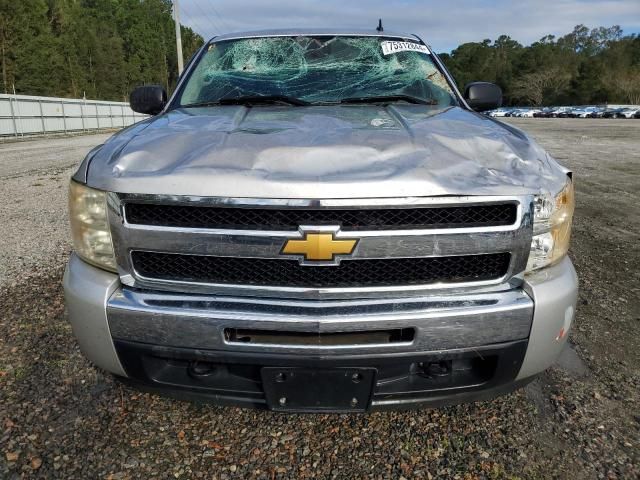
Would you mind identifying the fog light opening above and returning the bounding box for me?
[188,361,217,378]
[420,360,452,377]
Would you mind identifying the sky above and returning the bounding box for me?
[176,0,640,52]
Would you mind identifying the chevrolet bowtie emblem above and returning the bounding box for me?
[282,229,358,265]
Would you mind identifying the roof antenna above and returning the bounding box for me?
[376,19,383,32]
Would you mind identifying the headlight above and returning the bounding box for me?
[69,181,117,272]
[526,177,575,272]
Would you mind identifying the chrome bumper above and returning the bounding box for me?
[106,286,533,356]
[64,253,578,407]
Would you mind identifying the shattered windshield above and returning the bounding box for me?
[177,36,458,107]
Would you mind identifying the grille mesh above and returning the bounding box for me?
[125,203,517,231]
[132,252,511,288]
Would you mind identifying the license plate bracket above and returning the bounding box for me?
[261,367,376,412]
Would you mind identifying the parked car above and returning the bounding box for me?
[634,110,640,119]
[569,107,598,118]
[519,109,541,118]
[488,108,512,117]
[587,108,606,118]
[620,107,640,119]
[602,108,626,118]
[548,107,571,118]
[533,108,554,117]
[65,28,577,412]
[506,108,527,117]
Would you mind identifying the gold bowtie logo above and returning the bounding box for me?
[282,232,358,263]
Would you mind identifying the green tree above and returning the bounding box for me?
[440,25,639,106]
[0,0,203,99]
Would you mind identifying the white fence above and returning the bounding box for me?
[0,93,147,138]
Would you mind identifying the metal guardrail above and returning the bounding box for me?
[0,93,147,138]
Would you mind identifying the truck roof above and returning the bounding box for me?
[210,28,422,43]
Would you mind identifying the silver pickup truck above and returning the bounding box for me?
[64,29,577,412]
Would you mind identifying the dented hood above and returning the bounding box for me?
[84,105,568,198]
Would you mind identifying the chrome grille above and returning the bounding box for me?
[132,252,511,288]
[125,203,517,230]
[108,194,533,299]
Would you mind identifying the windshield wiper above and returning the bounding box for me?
[182,95,309,108]
[338,95,437,105]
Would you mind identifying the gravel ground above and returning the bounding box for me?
[1,119,639,479]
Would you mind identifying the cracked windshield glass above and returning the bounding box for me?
[178,36,458,107]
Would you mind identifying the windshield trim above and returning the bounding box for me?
[164,34,462,113]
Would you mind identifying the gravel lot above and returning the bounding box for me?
[1,119,639,479]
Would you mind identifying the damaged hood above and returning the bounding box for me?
[84,105,568,198]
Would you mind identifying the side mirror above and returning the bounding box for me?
[130,85,167,115]
[463,82,502,112]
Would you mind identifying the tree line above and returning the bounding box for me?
[1,0,203,101]
[1,3,639,106]
[439,25,640,106]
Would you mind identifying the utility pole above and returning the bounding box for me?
[173,0,184,75]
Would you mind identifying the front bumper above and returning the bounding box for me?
[64,254,578,411]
